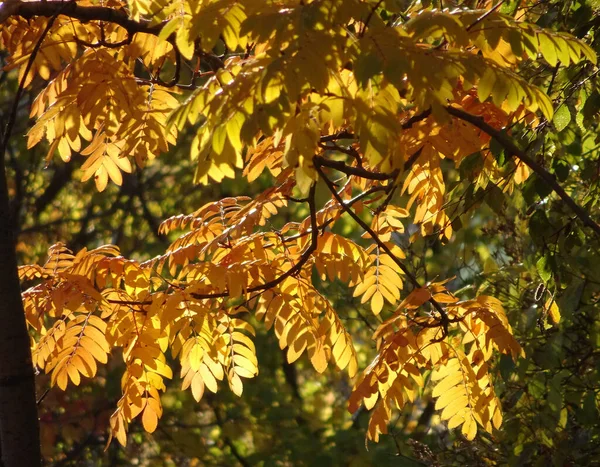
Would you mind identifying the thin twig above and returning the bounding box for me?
[36,388,50,406]
[107,184,321,306]
[320,130,355,143]
[401,108,432,130]
[465,1,505,32]
[314,162,450,339]
[313,156,398,181]
[75,35,132,49]
[360,0,385,37]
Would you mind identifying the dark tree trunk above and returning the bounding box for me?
[0,154,41,465]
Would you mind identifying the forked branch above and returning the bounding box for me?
[314,161,451,340]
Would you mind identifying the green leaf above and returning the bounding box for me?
[534,175,553,200]
[552,159,570,182]
[537,255,552,282]
[553,105,571,132]
[547,385,562,412]
[485,185,505,216]
[529,210,552,246]
[499,354,516,382]
[500,0,520,15]
[579,392,598,425]
[354,53,383,87]
[489,137,506,166]
[557,278,585,317]
[527,374,546,398]
[459,152,483,178]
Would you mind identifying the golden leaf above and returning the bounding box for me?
[545,298,561,324]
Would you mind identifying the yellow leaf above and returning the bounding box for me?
[80,336,108,364]
[287,339,307,364]
[353,276,377,298]
[153,359,173,379]
[492,406,503,429]
[401,287,431,310]
[142,405,158,433]
[545,298,561,324]
[440,395,470,421]
[461,414,478,440]
[478,68,496,103]
[54,366,69,390]
[229,370,244,396]
[191,373,205,402]
[176,27,194,60]
[109,412,127,447]
[435,384,466,411]
[199,363,218,393]
[447,411,466,430]
[538,34,558,67]
[66,362,81,386]
[83,326,110,352]
[103,155,123,186]
[371,291,384,315]
[431,371,463,397]
[309,345,328,373]
[94,165,109,192]
[73,353,95,378]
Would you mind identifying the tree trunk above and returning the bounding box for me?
[0,154,41,465]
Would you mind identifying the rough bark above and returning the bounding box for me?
[0,2,46,462]
[0,157,41,465]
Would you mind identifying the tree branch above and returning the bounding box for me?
[282,185,388,244]
[401,108,432,129]
[133,172,168,244]
[319,130,355,143]
[188,183,319,300]
[106,183,393,309]
[315,141,424,184]
[312,156,398,181]
[0,1,163,36]
[314,161,450,340]
[445,105,600,236]
[317,109,430,147]
[0,6,60,464]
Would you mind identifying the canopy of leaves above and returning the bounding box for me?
[1,0,600,464]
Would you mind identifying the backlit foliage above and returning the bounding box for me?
[2,0,596,450]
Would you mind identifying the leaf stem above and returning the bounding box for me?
[314,161,450,339]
